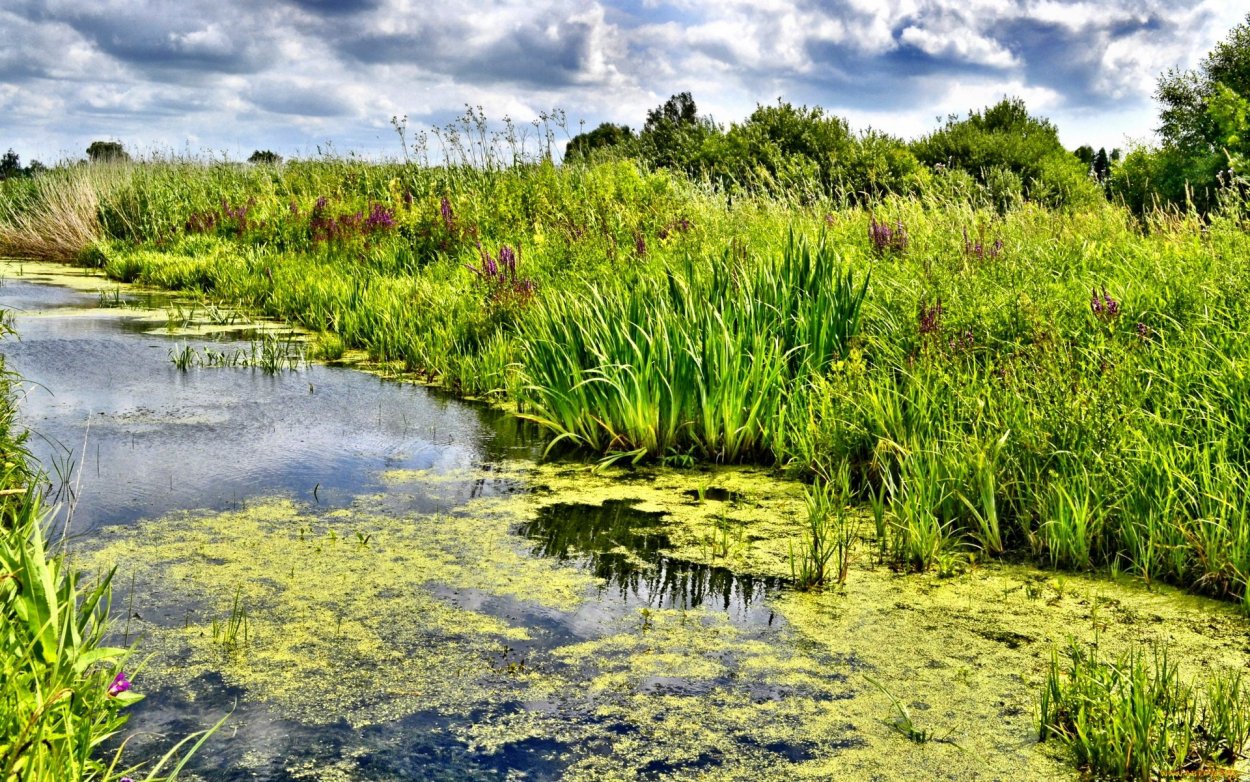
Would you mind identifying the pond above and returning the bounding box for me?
[2,261,1246,781]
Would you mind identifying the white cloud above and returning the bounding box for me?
[0,0,1243,160]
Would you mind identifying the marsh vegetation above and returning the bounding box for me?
[3,15,1250,779]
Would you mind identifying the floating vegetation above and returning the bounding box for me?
[69,460,1250,779]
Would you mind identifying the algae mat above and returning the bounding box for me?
[81,462,1250,781]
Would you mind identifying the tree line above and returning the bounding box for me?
[566,13,1250,215]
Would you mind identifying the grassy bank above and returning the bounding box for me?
[4,159,1250,613]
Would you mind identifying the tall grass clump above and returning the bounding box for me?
[520,232,869,462]
[0,165,129,261]
[1040,638,1250,780]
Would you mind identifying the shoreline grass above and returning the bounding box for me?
[4,158,1250,614]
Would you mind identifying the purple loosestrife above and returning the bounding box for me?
[467,244,536,306]
[962,227,1003,261]
[1091,286,1120,321]
[365,203,396,232]
[1137,321,1149,339]
[658,217,693,240]
[108,671,132,697]
[440,197,455,232]
[634,231,647,258]
[869,216,908,255]
[918,299,943,336]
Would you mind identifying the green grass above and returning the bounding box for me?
[1040,637,1250,780]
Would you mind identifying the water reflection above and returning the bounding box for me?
[519,499,782,619]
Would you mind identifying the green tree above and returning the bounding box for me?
[911,98,1100,209]
[0,149,20,180]
[637,92,720,172]
[86,140,129,163]
[1127,13,1250,212]
[247,149,283,165]
[564,123,634,162]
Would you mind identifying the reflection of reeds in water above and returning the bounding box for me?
[519,500,781,614]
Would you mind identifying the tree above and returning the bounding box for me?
[644,92,699,131]
[911,98,1100,209]
[1130,13,1250,211]
[247,149,283,165]
[0,149,20,180]
[1092,148,1111,183]
[86,140,129,163]
[637,92,720,172]
[564,123,634,161]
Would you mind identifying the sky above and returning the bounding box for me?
[0,0,1246,164]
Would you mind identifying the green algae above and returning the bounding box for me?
[80,460,1250,779]
[82,497,596,728]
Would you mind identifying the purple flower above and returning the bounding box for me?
[440,197,454,231]
[634,232,647,257]
[869,217,907,255]
[918,299,943,335]
[1136,321,1148,339]
[1092,286,1119,320]
[365,203,396,231]
[108,672,131,697]
[498,245,516,278]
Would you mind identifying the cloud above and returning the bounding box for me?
[0,0,1243,160]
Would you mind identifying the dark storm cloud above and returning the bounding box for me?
[286,0,382,15]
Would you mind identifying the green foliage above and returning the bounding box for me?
[565,123,634,162]
[912,98,1101,209]
[519,233,869,462]
[1040,638,1250,779]
[636,92,720,172]
[1119,13,1250,213]
[86,141,129,164]
[0,151,19,181]
[247,150,283,166]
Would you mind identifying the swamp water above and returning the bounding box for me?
[2,261,1248,781]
